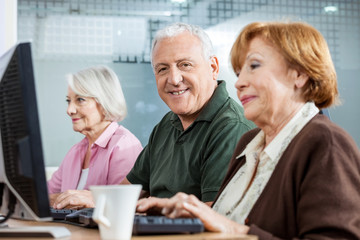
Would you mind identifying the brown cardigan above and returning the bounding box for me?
[213,114,360,240]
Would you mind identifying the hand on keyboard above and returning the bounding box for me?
[60,208,204,234]
[51,190,94,209]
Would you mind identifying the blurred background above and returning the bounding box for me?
[3,0,360,166]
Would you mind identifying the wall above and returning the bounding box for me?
[1,0,17,55]
[16,0,360,167]
[34,60,168,166]
[210,1,360,147]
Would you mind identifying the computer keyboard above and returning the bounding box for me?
[50,207,78,220]
[133,215,204,234]
[63,208,204,234]
[65,208,97,228]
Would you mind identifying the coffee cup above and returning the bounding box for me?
[90,185,142,240]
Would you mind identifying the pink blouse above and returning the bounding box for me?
[47,122,142,193]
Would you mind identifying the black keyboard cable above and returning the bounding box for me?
[0,183,16,224]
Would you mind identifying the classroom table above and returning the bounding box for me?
[0,218,258,240]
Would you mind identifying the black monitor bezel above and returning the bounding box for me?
[0,42,51,221]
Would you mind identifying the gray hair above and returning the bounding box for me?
[67,66,127,122]
[150,22,214,66]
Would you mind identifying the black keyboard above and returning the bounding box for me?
[65,208,97,228]
[63,208,204,234]
[50,207,78,220]
[133,215,204,234]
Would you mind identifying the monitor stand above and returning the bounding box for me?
[0,225,71,238]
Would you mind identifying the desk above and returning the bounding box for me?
[3,219,258,240]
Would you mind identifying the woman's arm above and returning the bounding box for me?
[137,192,249,234]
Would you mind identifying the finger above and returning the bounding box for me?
[49,193,60,206]
[185,196,212,218]
[54,194,73,209]
[53,190,75,207]
[167,207,192,218]
[136,197,167,212]
[136,197,154,210]
[161,197,181,215]
[76,190,94,208]
[136,197,157,212]
[182,201,203,218]
[183,201,228,232]
[55,191,82,209]
[162,193,190,217]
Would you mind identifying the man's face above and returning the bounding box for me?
[152,32,219,126]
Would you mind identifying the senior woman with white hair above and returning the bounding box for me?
[48,66,142,209]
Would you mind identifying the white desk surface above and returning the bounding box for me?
[2,218,258,240]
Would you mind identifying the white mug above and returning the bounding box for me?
[90,185,142,240]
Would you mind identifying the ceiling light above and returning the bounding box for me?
[171,0,187,3]
[324,6,338,13]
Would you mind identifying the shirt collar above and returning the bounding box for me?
[196,80,229,121]
[236,102,319,160]
[236,130,265,160]
[93,122,119,148]
[265,102,319,160]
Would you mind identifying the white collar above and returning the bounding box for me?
[236,102,319,161]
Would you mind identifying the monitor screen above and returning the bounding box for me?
[0,42,51,221]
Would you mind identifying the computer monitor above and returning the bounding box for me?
[0,42,51,222]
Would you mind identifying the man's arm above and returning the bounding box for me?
[120,177,131,184]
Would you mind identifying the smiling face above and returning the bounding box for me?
[66,87,110,137]
[152,32,219,128]
[235,37,307,130]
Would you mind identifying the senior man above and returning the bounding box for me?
[52,22,254,209]
[123,22,255,207]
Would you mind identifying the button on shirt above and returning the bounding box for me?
[48,122,143,193]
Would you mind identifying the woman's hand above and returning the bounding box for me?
[52,190,94,209]
[179,194,250,234]
[137,192,250,234]
[49,193,60,206]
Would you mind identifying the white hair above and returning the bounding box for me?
[150,22,214,67]
[67,66,127,122]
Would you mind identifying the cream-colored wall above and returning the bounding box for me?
[0,0,17,56]
[45,167,59,181]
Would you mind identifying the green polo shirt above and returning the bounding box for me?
[127,81,255,202]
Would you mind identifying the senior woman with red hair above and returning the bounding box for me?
[136,21,360,240]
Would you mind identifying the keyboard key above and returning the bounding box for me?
[132,215,204,235]
[50,208,78,220]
